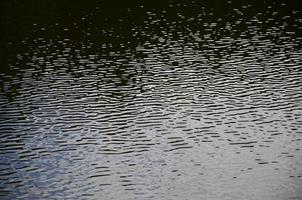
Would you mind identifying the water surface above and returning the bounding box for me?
[0,0,302,199]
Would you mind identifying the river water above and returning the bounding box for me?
[0,0,302,199]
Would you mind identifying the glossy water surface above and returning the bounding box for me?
[0,0,302,199]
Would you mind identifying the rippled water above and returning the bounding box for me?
[1,0,302,199]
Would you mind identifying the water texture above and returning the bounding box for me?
[0,0,302,199]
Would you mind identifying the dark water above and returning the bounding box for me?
[1,0,302,199]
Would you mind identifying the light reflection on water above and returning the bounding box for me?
[0,0,302,199]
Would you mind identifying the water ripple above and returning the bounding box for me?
[1,0,302,199]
